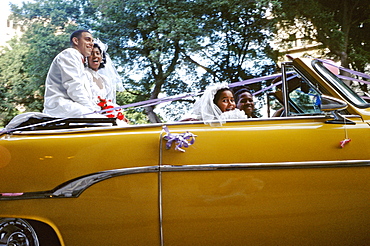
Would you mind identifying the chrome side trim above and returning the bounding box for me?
[160,159,370,172]
[1,160,369,201]
[0,166,158,201]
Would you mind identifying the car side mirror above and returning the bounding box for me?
[320,95,355,124]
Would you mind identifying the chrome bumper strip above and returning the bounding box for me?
[1,160,369,201]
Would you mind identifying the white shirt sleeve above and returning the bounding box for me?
[43,48,102,118]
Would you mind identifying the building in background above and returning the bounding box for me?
[272,18,330,63]
[0,4,23,49]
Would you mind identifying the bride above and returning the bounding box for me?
[86,41,129,123]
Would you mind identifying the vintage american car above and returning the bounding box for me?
[0,57,369,246]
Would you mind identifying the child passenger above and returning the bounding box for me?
[233,87,257,118]
[185,82,246,124]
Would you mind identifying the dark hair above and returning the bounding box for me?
[93,43,106,69]
[70,30,90,46]
[213,88,232,105]
[233,86,252,104]
[233,86,257,118]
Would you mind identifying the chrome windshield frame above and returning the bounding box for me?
[312,60,370,109]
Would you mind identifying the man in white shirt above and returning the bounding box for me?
[43,30,101,118]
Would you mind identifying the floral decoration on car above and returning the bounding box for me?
[162,126,196,152]
[340,138,351,148]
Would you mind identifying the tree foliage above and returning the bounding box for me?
[90,0,276,121]
[0,0,87,125]
[89,0,211,122]
[1,0,277,125]
[272,0,370,74]
[0,38,31,123]
[185,0,277,94]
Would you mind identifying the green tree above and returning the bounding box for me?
[89,0,208,122]
[185,0,276,91]
[272,0,370,92]
[0,0,97,126]
[1,0,277,125]
[90,0,276,121]
[0,38,31,125]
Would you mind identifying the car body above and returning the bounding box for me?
[0,57,369,245]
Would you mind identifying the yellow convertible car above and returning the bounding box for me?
[0,58,369,246]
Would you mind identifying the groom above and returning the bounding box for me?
[43,30,102,118]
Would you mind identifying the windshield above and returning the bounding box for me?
[312,60,370,108]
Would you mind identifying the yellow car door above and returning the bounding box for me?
[159,58,370,245]
[160,117,370,245]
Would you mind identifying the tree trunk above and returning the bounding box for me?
[145,105,162,123]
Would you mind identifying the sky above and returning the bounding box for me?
[0,0,27,19]
[1,0,30,16]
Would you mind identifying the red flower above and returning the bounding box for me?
[104,105,114,113]
[97,97,107,108]
[116,112,124,120]
[96,97,128,123]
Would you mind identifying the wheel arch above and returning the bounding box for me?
[0,217,63,246]
[27,219,62,246]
